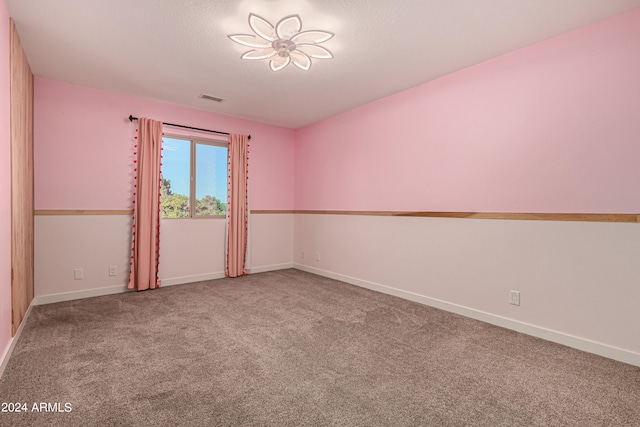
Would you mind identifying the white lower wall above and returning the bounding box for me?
[250,213,295,270]
[35,215,132,299]
[33,212,640,365]
[34,213,294,301]
[160,213,295,285]
[159,218,227,285]
[294,214,640,366]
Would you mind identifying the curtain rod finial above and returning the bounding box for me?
[129,115,136,122]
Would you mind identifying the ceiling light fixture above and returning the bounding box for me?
[228,13,334,71]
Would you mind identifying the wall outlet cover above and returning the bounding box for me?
[510,290,520,306]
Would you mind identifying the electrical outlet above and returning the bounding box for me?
[109,265,116,276]
[301,251,305,259]
[509,290,520,306]
[315,252,320,262]
[74,268,84,280]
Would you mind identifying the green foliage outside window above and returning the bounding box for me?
[160,178,226,218]
[196,194,227,216]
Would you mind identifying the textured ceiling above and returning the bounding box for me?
[7,0,640,128]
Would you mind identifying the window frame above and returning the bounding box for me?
[162,134,228,220]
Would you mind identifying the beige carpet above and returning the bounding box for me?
[0,269,638,426]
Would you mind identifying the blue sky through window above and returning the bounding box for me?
[196,143,227,200]
[162,137,227,201]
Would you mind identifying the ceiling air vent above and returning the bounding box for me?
[199,94,224,102]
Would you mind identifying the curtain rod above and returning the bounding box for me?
[128,115,251,140]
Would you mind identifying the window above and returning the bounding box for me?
[161,136,228,218]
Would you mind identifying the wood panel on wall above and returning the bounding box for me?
[10,19,34,335]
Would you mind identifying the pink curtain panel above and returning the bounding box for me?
[226,133,250,278]
[129,117,163,290]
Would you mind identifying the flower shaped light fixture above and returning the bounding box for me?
[228,13,334,71]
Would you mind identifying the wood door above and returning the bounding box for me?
[10,19,34,335]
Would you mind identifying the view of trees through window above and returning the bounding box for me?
[160,137,227,218]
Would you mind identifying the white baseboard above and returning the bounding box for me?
[161,272,226,287]
[33,285,131,305]
[293,263,640,368]
[162,264,293,285]
[0,303,34,379]
[33,277,222,305]
[32,264,295,306]
[251,263,294,274]
[162,263,293,286]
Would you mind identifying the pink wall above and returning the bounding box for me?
[34,78,295,210]
[295,8,640,213]
[1,0,12,359]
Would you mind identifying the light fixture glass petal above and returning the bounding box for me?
[290,30,334,44]
[228,34,272,48]
[269,55,291,71]
[296,43,334,59]
[275,14,302,39]
[290,51,311,71]
[229,12,334,71]
[241,48,277,60]
[248,13,276,41]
